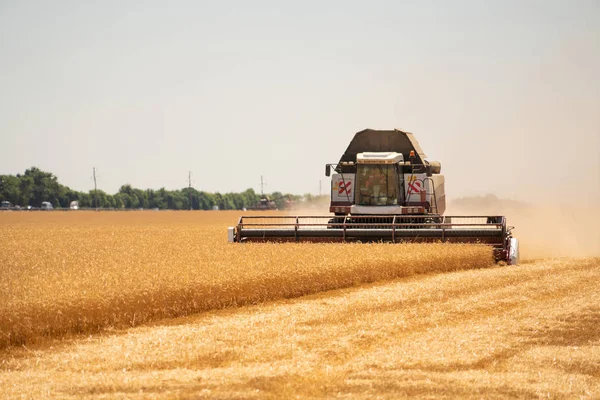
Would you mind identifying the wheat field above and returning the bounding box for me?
[1,211,598,399]
[0,211,491,349]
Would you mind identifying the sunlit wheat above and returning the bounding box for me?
[0,211,493,348]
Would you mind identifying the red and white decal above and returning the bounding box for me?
[338,180,352,195]
[408,180,421,193]
[405,174,427,198]
[331,173,355,203]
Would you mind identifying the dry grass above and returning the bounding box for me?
[0,211,493,350]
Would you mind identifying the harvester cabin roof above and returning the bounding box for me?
[356,152,404,164]
[338,129,428,166]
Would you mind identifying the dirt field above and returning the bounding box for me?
[1,211,598,398]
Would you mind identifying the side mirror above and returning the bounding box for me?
[325,164,331,177]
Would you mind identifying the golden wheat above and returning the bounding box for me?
[1,257,598,399]
[0,211,493,349]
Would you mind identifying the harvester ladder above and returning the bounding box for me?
[425,177,439,215]
[406,176,439,214]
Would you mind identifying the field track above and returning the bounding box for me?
[1,211,598,398]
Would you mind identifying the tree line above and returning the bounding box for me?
[0,167,327,210]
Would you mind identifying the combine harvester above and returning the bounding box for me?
[228,129,519,265]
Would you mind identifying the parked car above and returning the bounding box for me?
[1,201,12,209]
[41,201,54,210]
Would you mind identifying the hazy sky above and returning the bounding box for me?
[1,1,598,201]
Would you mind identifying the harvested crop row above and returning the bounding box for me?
[0,211,493,349]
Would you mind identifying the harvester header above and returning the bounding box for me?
[229,128,519,265]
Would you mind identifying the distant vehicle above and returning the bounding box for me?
[1,201,12,209]
[70,201,79,210]
[247,195,277,211]
[248,194,295,211]
[41,201,54,210]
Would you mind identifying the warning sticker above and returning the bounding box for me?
[404,174,428,198]
[338,180,352,195]
[332,174,355,202]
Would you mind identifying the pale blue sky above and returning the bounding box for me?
[1,1,598,201]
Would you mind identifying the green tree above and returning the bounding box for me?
[18,175,34,206]
[271,191,287,210]
[113,193,125,209]
[240,188,258,209]
[198,191,215,210]
[0,167,316,211]
[114,192,129,209]
[133,188,149,209]
[0,175,20,205]
[151,188,168,209]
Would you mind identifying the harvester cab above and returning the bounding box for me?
[228,129,519,265]
[328,151,444,217]
[327,129,445,217]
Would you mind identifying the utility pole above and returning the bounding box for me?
[188,171,193,211]
[93,167,98,210]
[260,175,265,196]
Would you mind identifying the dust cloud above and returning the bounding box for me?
[447,194,599,260]
[284,193,598,260]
